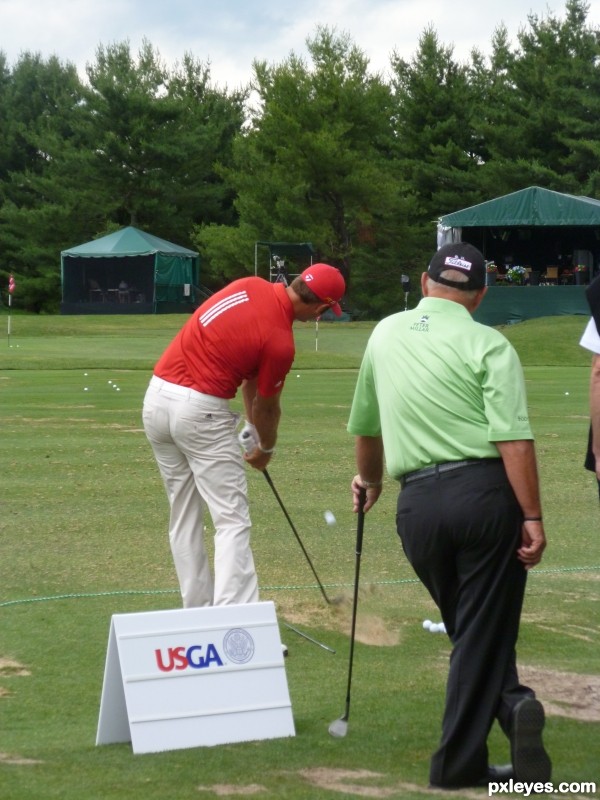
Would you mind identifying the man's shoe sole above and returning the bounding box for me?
[511,698,552,783]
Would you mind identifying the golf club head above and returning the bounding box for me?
[328,717,348,738]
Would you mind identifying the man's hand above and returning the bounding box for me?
[243,446,272,471]
[239,421,274,471]
[517,519,547,569]
[351,474,382,513]
[238,421,259,451]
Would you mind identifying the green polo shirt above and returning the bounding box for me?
[347,297,533,480]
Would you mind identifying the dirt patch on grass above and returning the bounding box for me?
[0,657,30,677]
[351,613,400,646]
[0,752,43,765]
[520,665,600,722]
[298,768,394,798]
[0,656,30,698]
[278,584,401,648]
[297,768,484,798]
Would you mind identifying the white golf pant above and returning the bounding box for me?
[142,376,259,608]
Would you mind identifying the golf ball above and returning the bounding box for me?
[423,619,432,630]
[429,622,447,634]
[324,510,336,526]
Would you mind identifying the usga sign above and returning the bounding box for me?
[96,602,294,753]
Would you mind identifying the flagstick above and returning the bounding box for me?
[315,317,319,352]
[7,292,11,348]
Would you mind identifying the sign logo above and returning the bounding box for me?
[223,628,255,664]
[155,643,224,672]
[153,627,256,672]
[444,256,472,271]
[200,290,249,327]
[410,314,430,333]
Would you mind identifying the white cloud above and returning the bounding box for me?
[0,0,597,89]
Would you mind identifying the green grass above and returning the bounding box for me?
[0,313,598,799]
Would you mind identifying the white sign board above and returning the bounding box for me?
[96,601,294,754]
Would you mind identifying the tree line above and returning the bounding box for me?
[0,0,598,316]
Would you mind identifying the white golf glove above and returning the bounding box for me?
[238,421,259,453]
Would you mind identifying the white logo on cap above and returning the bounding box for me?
[444,256,472,271]
[304,273,314,282]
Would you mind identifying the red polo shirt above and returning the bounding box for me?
[154,278,295,398]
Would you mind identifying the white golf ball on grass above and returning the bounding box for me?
[429,622,447,634]
[324,510,336,526]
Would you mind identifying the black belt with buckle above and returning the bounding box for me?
[400,458,502,488]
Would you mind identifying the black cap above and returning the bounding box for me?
[427,243,486,290]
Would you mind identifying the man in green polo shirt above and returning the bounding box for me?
[347,242,550,790]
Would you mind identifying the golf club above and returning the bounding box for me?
[328,485,367,738]
[239,429,333,605]
[262,468,333,605]
[283,622,336,654]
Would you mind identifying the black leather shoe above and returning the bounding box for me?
[510,698,552,782]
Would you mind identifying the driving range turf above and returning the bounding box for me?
[0,313,598,799]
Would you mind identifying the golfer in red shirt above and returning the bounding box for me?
[143,264,345,607]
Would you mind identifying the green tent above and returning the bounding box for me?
[438,186,600,279]
[60,226,200,314]
[440,186,600,228]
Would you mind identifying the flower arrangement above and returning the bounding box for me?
[486,261,498,272]
[506,265,527,284]
[574,264,588,272]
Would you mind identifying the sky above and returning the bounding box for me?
[1,0,598,90]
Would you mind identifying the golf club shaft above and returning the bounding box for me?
[283,622,336,653]
[344,486,367,717]
[263,468,331,605]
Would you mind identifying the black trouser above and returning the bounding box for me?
[396,460,534,787]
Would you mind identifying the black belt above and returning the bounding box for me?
[400,458,502,488]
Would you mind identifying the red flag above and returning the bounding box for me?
[8,274,15,294]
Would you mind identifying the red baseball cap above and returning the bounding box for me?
[300,264,345,316]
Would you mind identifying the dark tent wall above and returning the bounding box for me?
[154,254,198,308]
[61,253,155,311]
[472,286,589,327]
[61,227,200,315]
